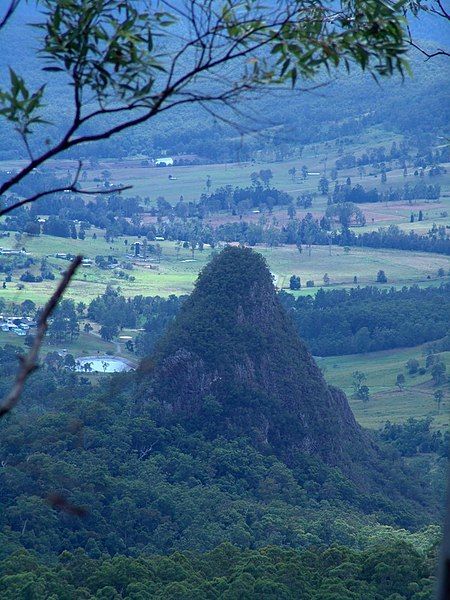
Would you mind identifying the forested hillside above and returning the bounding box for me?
[0,248,445,599]
[0,4,448,161]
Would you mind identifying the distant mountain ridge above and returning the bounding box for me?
[0,4,448,160]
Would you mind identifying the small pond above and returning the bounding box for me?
[75,356,134,373]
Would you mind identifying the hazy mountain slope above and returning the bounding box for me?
[0,5,448,160]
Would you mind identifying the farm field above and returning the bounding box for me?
[106,156,449,210]
[0,135,358,203]
[318,346,450,430]
[1,127,449,206]
[200,197,450,233]
[0,330,117,359]
[352,198,450,232]
[257,244,450,291]
[2,234,449,305]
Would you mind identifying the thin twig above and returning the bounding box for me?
[405,3,450,61]
[0,255,83,418]
[0,0,20,31]
[0,184,133,217]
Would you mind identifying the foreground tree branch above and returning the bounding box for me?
[0,0,410,214]
[0,0,20,31]
[407,0,450,60]
[0,255,83,418]
[0,161,132,217]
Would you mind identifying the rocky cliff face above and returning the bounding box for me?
[141,247,424,497]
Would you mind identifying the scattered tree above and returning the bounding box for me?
[318,177,329,195]
[434,389,444,414]
[431,361,447,386]
[289,275,301,290]
[406,359,420,375]
[352,370,370,401]
[376,270,388,283]
[396,373,405,390]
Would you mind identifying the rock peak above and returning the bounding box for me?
[146,246,371,478]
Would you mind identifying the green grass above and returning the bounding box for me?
[259,244,450,289]
[3,235,449,305]
[3,126,448,206]
[317,346,450,430]
[0,330,116,358]
[105,127,449,205]
[89,130,450,205]
[2,128,448,308]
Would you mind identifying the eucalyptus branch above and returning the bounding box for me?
[406,0,450,60]
[0,255,83,419]
[0,0,20,31]
[0,0,409,213]
[409,42,449,60]
[431,0,450,20]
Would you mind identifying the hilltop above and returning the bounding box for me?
[142,247,433,501]
[0,248,440,565]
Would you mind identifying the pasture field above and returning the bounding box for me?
[318,346,450,430]
[2,126,449,206]
[107,158,449,211]
[81,127,450,205]
[2,234,449,305]
[0,131,367,202]
[201,196,450,233]
[353,197,450,233]
[257,244,450,291]
[0,330,116,358]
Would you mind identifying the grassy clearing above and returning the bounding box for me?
[353,196,450,233]
[259,244,450,289]
[2,127,448,206]
[0,330,116,358]
[105,127,449,205]
[2,235,449,305]
[93,154,450,207]
[318,346,450,430]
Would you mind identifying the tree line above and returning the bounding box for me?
[0,539,437,599]
[279,284,450,356]
[28,283,450,357]
[330,180,441,204]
